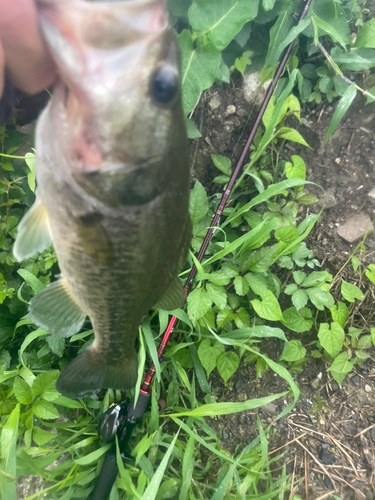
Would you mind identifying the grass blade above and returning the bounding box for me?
[140,431,179,500]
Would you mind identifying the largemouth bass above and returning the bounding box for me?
[13,0,191,399]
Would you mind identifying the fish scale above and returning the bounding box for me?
[13,0,191,399]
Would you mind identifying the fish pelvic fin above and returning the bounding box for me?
[56,346,138,399]
[29,277,86,338]
[13,197,52,261]
[154,275,184,311]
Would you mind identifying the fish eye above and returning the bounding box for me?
[150,65,178,104]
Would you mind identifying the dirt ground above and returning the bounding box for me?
[189,80,375,500]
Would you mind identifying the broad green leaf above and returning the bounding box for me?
[291,289,308,311]
[1,404,20,467]
[330,301,349,327]
[331,47,375,71]
[32,399,59,420]
[206,283,227,310]
[326,85,357,141]
[216,351,239,384]
[187,287,212,322]
[198,339,225,378]
[233,276,249,296]
[276,127,310,148]
[46,335,65,357]
[211,155,231,176]
[13,377,33,405]
[306,288,334,311]
[245,246,278,272]
[31,371,60,401]
[330,370,347,386]
[328,352,354,375]
[293,271,306,285]
[341,279,364,303]
[371,328,375,347]
[357,335,372,350]
[19,328,47,367]
[178,30,221,115]
[234,307,250,329]
[251,290,283,321]
[301,271,327,288]
[189,180,208,226]
[275,226,301,245]
[185,118,201,139]
[318,322,345,358]
[281,307,313,333]
[245,273,268,295]
[280,340,306,362]
[207,271,231,286]
[354,17,375,48]
[32,427,55,446]
[365,264,375,284]
[216,307,235,328]
[140,432,179,500]
[188,0,259,51]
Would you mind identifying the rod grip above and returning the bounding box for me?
[88,450,118,500]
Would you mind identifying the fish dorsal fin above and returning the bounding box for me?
[13,197,52,261]
[154,276,184,311]
[29,277,86,338]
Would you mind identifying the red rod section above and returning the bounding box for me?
[140,0,313,395]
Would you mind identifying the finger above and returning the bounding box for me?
[0,0,56,94]
[0,42,4,97]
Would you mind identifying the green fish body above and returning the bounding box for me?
[14,0,191,399]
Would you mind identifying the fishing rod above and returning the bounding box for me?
[88,1,313,498]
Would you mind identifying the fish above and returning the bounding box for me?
[13,0,191,399]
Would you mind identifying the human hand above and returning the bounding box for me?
[0,0,56,96]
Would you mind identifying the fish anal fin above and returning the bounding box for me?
[29,277,86,338]
[56,346,138,399]
[154,276,184,311]
[13,197,52,261]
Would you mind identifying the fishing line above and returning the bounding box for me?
[88,1,313,498]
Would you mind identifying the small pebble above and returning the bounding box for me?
[222,430,228,439]
[208,95,221,111]
[346,423,357,435]
[226,105,236,115]
[319,448,336,465]
[352,414,358,421]
[236,108,247,117]
[324,475,334,490]
[370,428,375,443]
[351,375,360,386]
[310,377,320,389]
[365,384,372,393]
[263,403,277,416]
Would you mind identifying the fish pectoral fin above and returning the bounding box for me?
[29,277,86,338]
[154,276,184,311]
[13,197,52,261]
[76,214,116,266]
[56,346,138,399]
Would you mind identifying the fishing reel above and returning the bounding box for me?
[98,399,130,445]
